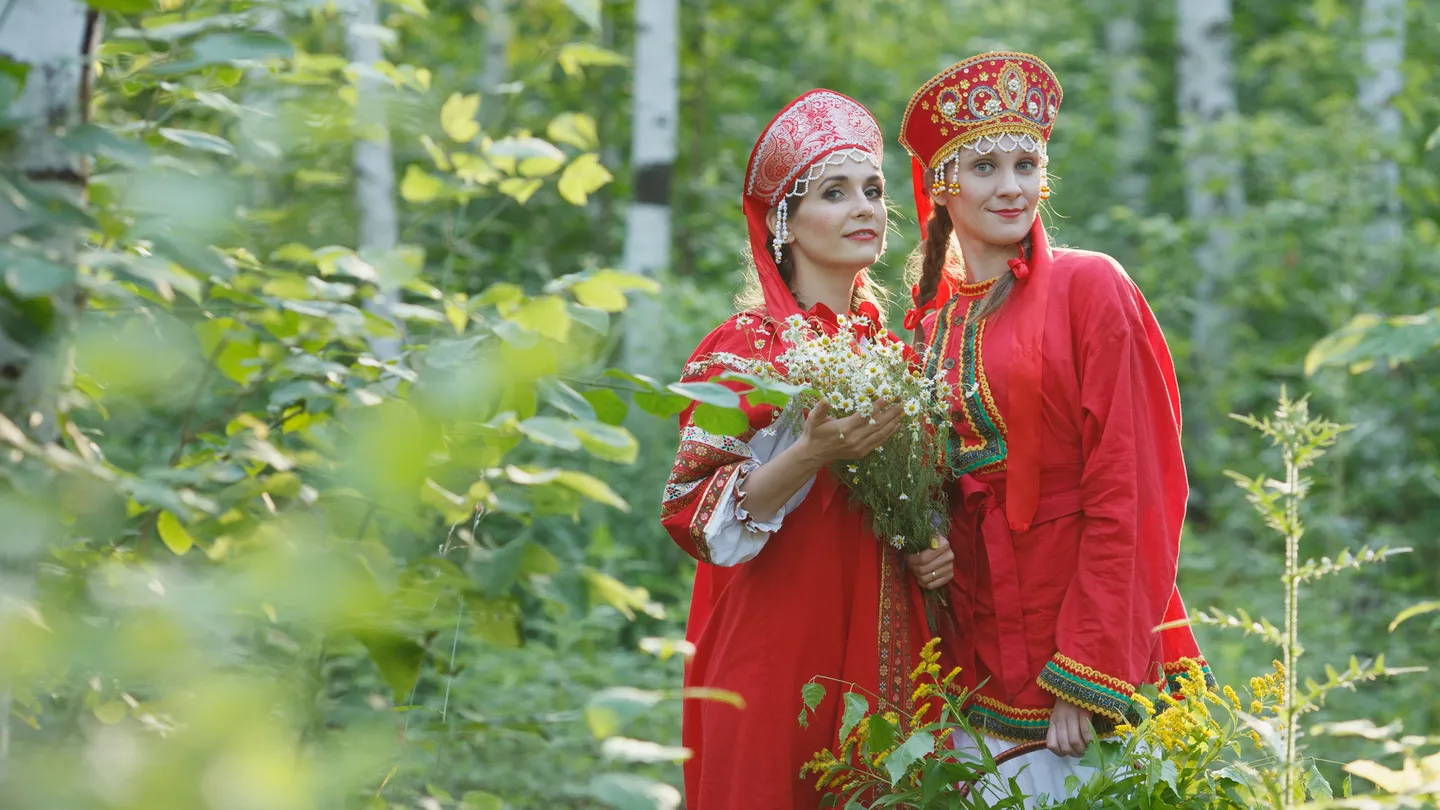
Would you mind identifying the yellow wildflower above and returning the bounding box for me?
[1223,685,1242,711]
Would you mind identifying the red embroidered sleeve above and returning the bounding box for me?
[659,314,781,562]
[1044,257,1193,721]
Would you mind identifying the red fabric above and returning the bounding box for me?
[662,312,936,809]
[1004,218,1052,532]
[910,155,933,240]
[934,247,1206,731]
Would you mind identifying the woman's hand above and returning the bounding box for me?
[1046,698,1094,758]
[795,401,903,466]
[906,534,954,590]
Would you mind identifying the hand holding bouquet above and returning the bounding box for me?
[768,312,952,554]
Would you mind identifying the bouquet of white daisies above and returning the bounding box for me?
[766,312,952,555]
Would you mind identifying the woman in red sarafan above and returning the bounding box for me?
[660,89,953,809]
[896,53,1213,804]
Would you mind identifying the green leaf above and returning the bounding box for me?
[158,31,293,72]
[441,93,482,143]
[668,382,740,408]
[560,0,601,29]
[583,389,628,425]
[355,630,425,702]
[600,738,692,764]
[2,249,76,297]
[158,128,236,156]
[488,136,566,163]
[555,471,629,511]
[883,730,935,786]
[585,687,663,738]
[866,714,896,758]
[691,403,749,436]
[838,691,869,743]
[588,774,681,810]
[470,596,521,647]
[582,568,663,620]
[801,682,826,713]
[517,417,583,451]
[632,391,690,419]
[1306,760,1333,800]
[1389,600,1440,632]
[572,269,658,312]
[61,124,151,167]
[86,0,156,12]
[558,153,613,205]
[573,421,639,464]
[401,165,444,203]
[459,792,504,810]
[93,700,128,724]
[548,112,599,150]
[540,378,597,420]
[502,295,570,342]
[556,42,628,77]
[520,542,561,576]
[156,511,194,555]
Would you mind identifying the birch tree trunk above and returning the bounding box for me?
[1175,0,1244,394]
[344,0,403,362]
[0,1,97,433]
[481,0,510,95]
[1359,0,1406,280]
[0,0,101,766]
[620,0,679,374]
[1107,2,1151,207]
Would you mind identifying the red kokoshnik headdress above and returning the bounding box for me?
[897,52,1064,534]
[743,89,885,320]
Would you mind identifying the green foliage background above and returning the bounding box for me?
[1,0,1437,807]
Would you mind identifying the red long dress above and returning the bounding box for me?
[662,305,933,810]
[921,226,1210,744]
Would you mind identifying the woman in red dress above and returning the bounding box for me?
[660,89,952,809]
[897,53,1212,803]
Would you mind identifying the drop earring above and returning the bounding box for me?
[772,199,788,263]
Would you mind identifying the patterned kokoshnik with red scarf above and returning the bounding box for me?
[660,89,938,810]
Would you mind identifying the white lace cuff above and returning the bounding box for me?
[701,414,813,567]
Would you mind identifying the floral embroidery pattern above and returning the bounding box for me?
[925,289,1007,478]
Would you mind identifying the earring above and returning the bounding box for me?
[1039,178,1051,200]
[772,199,789,263]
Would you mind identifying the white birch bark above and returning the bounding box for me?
[1359,0,1406,277]
[1107,5,1151,206]
[344,0,403,362]
[481,0,510,94]
[0,0,99,766]
[0,0,95,437]
[1176,0,1244,380]
[620,0,678,374]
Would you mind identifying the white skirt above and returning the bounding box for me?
[951,732,1096,808]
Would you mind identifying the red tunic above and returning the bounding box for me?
[922,244,1210,742]
[662,307,933,810]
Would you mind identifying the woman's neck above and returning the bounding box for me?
[792,263,860,315]
[955,233,1018,284]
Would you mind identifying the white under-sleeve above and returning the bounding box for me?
[701,416,814,567]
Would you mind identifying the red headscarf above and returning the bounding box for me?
[742,89,886,320]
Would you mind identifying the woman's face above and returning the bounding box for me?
[938,147,1043,248]
[770,162,887,275]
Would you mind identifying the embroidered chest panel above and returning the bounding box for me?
[926,294,1007,477]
